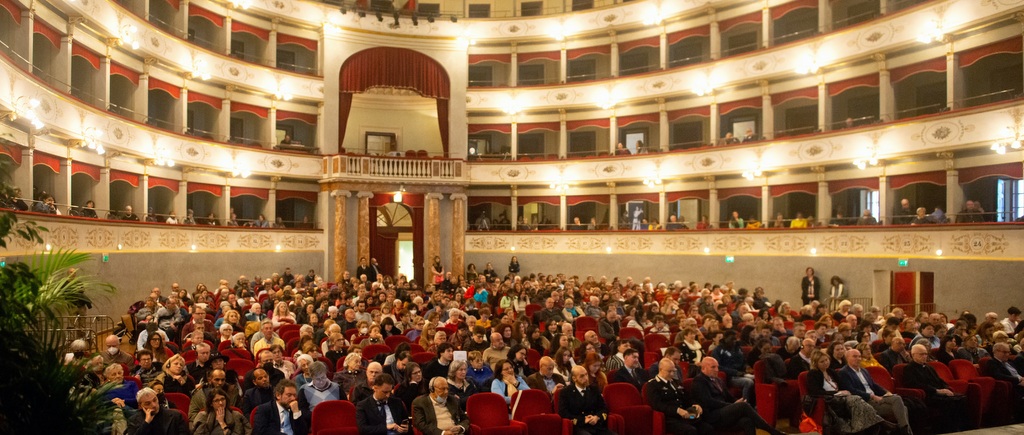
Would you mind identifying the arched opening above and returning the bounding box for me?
[338,47,451,156]
[371,201,418,281]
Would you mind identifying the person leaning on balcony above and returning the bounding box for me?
[857,210,878,225]
[956,200,986,223]
[727,211,744,229]
[789,213,809,228]
[893,198,914,224]
[122,205,140,221]
[910,208,936,225]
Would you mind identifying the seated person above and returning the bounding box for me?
[836,349,913,434]
[559,366,617,435]
[526,356,567,396]
[610,348,650,392]
[903,345,968,433]
[646,358,712,435]
[412,376,470,435]
[691,357,784,435]
[355,373,409,435]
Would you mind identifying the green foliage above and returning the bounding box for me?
[0,197,118,432]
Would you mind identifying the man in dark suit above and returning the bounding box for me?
[126,387,189,435]
[611,349,650,392]
[986,343,1024,419]
[598,310,621,343]
[242,368,275,417]
[903,344,968,432]
[558,366,616,435]
[412,377,470,435]
[837,348,912,434]
[355,373,410,435]
[645,359,711,435]
[252,380,310,435]
[785,338,815,380]
[691,357,784,435]
[878,336,912,373]
[526,356,566,395]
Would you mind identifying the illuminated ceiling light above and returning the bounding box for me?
[120,24,140,50]
[547,22,574,41]
[703,247,710,254]
[273,85,293,101]
[192,58,211,80]
[229,0,252,9]
[228,159,251,178]
[641,5,664,26]
[456,30,476,49]
[643,176,662,187]
[742,163,763,181]
[810,247,818,255]
[501,95,523,115]
[795,54,822,75]
[275,244,282,252]
[153,147,175,167]
[394,185,405,203]
[510,245,516,251]
[916,19,944,44]
[935,249,943,256]
[605,246,612,254]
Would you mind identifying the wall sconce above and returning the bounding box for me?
[547,21,574,41]
[228,159,251,178]
[228,0,252,9]
[394,185,405,203]
[72,127,105,155]
[153,147,175,167]
[916,19,945,44]
[192,58,211,81]
[501,95,523,115]
[120,24,140,50]
[691,76,714,97]
[795,54,822,75]
[991,126,1022,154]
[742,163,763,180]
[456,30,476,49]
[642,5,664,26]
[643,176,662,187]
[273,85,293,101]
[2,97,44,129]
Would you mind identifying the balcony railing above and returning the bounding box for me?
[323,155,466,181]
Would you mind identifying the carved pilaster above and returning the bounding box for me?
[450,193,467,277]
[425,193,443,280]
[356,191,373,265]
[331,190,351,283]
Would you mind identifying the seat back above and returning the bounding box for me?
[525,304,543,319]
[165,392,191,412]
[226,358,255,375]
[522,414,569,435]
[526,349,541,371]
[928,361,956,383]
[643,334,669,352]
[891,364,908,388]
[311,400,357,434]
[576,317,598,333]
[753,359,767,383]
[797,372,811,396]
[602,383,642,412]
[217,340,232,353]
[977,357,994,377]
[385,335,411,350]
[362,344,392,361]
[511,389,553,421]
[412,352,435,365]
[865,365,895,390]
[948,359,980,380]
[467,393,513,429]
[620,327,644,341]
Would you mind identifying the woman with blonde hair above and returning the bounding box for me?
[154,354,195,395]
[271,301,295,327]
[333,352,365,394]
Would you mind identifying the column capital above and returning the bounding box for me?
[511,185,518,195]
[330,189,351,198]
[450,193,468,201]
[356,191,374,199]
[426,193,444,200]
[937,151,956,169]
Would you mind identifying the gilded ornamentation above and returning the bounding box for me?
[792,142,837,161]
[238,233,273,249]
[594,162,626,178]
[848,23,900,50]
[819,235,868,253]
[712,236,754,251]
[616,237,652,251]
[545,90,578,105]
[467,236,511,251]
[912,121,974,146]
[50,226,78,248]
[567,237,605,251]
[494,166,533,181]
[519,237,557,251]
[121,230,151,248]
[949,233,1009,255]
[158,232,188,249]
[85,229,115,248]
[765,235,809,252]
[881,234,932,253]
[663,236,702,251]
[196,233,229,249]
[282,235,321,250]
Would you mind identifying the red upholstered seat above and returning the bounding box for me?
[948,359,1013,427]
[619,327,644,341]
[164,392,191,414]
[865,365,925,400]
[797,372,826,431]
[511,389,553,421]
[311,400,360,435]
[603,382,663,435]
[467,393,528,435]
[361,344,391,361]
[753,359,801,427]
[522,413,572,435]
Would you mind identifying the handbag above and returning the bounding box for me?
[799,411,822,433]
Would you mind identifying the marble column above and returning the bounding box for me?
[559,193,567,230]
[761,184,771,223]
[14,10,33,71]
[559,43,567,83]
[267,18,278,67]
[876,54,894,122]
[451,194,467,277]
[946,48,961,110]
[332,190,350,284]
[818,75,831,132]
[818,0,832,34]
[816,174,831,224]
[609,114,618,154]
[658,98,669,151]
[425,193,443,272]
[709,10,721,60]
[761,7,771,48]
[659,28,668,70]
[13,146,33,195]
[510,119,518,160]
[658,189,667,227]
[878,175,890,224]
[96,164,111,213]
[265,177,278,223]
[709,100,719,145]
[56,157,71,210]
[176,180,187,217]
[510,187,519,230]
[609,31,619,77]
[219,183,230,224]
[608,182,618,229]
[942,155,962,219]
[357,191,373,264]
[707,176,719,226]
[558,110,568,158]
[760,80,773,139]
[223,16,233,56]
[509,43,518,87]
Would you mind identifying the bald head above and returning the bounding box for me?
[844,348,862,367]
[539,356,555,376]
[700,357,719,376]
[657,358,676,378]
[570,365,589,388]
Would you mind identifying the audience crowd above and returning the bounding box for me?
[76,261,1024,435]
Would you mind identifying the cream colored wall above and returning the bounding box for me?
[343,95,445,154]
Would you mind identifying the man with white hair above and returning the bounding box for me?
[186,342,214,383]
[101,334,134,366]
[903,344,967,432]
[526,356,566,394]
[584,296,603,318]
[412,377,470,435]
[350,362,383,404]
[126,387,188,434]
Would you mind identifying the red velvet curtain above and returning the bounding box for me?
[339,48,451,155]
[338,93,353,151]
[436,99,449,155]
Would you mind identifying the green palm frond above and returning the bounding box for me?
[27,249,115,320]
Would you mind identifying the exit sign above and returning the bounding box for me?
[725,256,735,263]
[898,259,909,267]
[102,254,109,263]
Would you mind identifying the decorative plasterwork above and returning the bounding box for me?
[465,226,1024,260]
[0,215,325,256]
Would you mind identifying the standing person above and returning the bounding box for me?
[893,199,914,225]
[431,256,445,285]
[126,388,189,435]
[801,267,820,306]
[828,276,847,307]
[508,256,520,276]
[558,366,617,435]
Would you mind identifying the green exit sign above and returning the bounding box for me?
[0,257,5,268]
[898,259,909,267]
[102,254,109,263]
[725,256,735,263]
